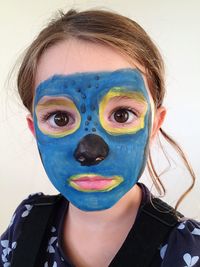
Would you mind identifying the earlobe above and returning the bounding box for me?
[26,114,35,137]
[151,106,166,141]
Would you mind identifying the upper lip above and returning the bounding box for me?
[71,175,113,181]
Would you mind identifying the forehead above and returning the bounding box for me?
[34,39,154,109]
[35,39,137,89]
[34,69,149,106]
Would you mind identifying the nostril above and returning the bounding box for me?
[95,156,105,162]
[77,155,105,165]
[78,156,86,163]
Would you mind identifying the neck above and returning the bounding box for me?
[62,184,142,267]
[67,184,142,228]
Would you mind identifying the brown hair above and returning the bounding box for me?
[17,9,195,210]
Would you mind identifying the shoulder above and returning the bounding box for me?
[0,192,50,266]
[161,219,200,266]
[1,192,45,235]
[1,192,62,238]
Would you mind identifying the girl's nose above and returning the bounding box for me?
[74,134,109,166]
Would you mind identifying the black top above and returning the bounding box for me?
[1,183,200,267]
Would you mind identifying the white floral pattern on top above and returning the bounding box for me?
[47,237,57,253]
[177,221,186,230]
[21,205,33,217]
[183,253,199,267]
[8,214,16,228]
[160,220,200,266]
[160,244,168,259]
[51,226,56,233]
[1,240,17,267]
[44,261,57,267]
[192,228,200,236]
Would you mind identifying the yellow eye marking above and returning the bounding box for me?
[99,87,148,135]
[35,97,81,138]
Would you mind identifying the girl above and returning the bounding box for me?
[1,9,200,267]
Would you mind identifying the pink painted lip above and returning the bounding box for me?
[71,175,114,190]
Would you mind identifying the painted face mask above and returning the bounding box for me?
[34,68,152,211]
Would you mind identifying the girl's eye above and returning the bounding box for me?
[48,111,70,127]
[111,108,137,123]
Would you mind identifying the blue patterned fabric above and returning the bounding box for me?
[1,184,200,267]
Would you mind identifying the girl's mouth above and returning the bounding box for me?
[68,174,123,192]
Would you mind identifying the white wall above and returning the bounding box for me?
[0,0,200,233]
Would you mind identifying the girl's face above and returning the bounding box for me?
[28,39,165,211]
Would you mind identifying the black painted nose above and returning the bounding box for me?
[74,134,109,166]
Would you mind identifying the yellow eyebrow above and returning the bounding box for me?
[111,95,133,103]
[37,99,70,107]
[102,91,147,106]
[109,95,147,105]
[36,98,76,112]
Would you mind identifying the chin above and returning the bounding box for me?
[66,190,125,212]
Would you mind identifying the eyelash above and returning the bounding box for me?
[40,110,71,124]
[39,106,139,127]
[109,106,139,117]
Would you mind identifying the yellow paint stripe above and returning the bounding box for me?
[99,89,148,135]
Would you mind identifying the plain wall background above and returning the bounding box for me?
[0,0,200,233]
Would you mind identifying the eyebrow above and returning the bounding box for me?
[37,98,70,107]
[111,96,135,103]
[110,94,147,104]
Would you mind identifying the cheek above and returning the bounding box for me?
[108,129,150,163]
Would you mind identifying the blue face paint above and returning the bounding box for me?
[34,68,151,211]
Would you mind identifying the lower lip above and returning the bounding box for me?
[69,175,123,192]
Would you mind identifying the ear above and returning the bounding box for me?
[150,106,166,141]
[26,114,35,137]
